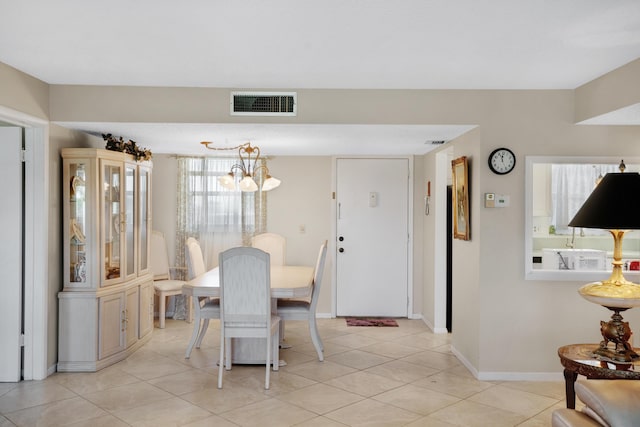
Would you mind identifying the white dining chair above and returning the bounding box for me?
[218,247,280,389]
[184,237,220,358]
[277,240,327,361]
[151,230,189,329]
[251,232,286,265]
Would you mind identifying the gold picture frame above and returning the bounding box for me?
[452,156,470,240]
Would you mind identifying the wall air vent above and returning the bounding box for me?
[429,140,447,145]
[231,91,297,116]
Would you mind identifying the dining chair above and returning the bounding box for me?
[218,247,280,389]
[151,230,190,329]
[277,240,327,361]
[184,237,220,358]
[251,232,286,265]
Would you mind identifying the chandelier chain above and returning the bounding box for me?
[200,141,252,151]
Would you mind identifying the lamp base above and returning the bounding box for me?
[592,307,639,363]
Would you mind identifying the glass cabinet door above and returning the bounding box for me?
[138,165,151,274]
[124,163,136,279]
[69,162,87,284]
[102,161,122,284]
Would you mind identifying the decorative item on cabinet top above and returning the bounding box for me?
[102,133,152,161]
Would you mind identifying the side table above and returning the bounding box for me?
[558,344,640,409]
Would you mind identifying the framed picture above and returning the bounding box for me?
[452,156,470,240]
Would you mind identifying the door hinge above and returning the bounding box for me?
[19,334,25,347]
[21,149,27,163]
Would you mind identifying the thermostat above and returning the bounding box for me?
[485,193,509,208]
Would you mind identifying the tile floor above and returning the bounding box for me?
[0,318,569,426]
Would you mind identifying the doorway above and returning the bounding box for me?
[0,107,49,381]
[335,157,410,317]
[0,127,24,381]
[446,185,452,332]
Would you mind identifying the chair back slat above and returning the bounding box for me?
[151,230,171,280]
[310,240,328,310]
[251,233,286,265]
[219,247,271,324]
[186,237,207,279]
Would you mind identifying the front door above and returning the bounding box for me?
[336,158,409,317]
[0,127,23,381]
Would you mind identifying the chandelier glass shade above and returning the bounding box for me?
[201,141,281,192]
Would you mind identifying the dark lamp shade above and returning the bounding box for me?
[568,172,640,230]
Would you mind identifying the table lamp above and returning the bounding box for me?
[568,161,640,363]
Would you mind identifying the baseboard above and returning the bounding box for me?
[450,346,480,378]
[417,315,448,334]
[450,345,563,381]
[477,371,564,381]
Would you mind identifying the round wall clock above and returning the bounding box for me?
[488,148,516,175]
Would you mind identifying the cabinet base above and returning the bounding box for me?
[57,331,152,372]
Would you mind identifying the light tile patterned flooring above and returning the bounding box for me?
[0,318,568,426]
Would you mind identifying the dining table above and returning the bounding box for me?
[182,264,314,364]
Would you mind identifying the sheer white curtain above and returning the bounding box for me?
[551,164,617,235]
[172,156,267,319]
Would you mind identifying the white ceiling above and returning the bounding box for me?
[2,0,639,155]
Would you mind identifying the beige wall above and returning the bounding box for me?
[412,156,425,318]
[449,131,482,370]
[421,152,438,329]
[575,58,640,122]
[264,156,333,313]
[150,155,179,260]
[0,62,49,121]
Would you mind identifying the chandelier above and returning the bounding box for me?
[200,141,281,192]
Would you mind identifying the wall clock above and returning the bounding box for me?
[488,148,516,175]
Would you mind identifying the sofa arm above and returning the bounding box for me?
[575,380,640,427]
[552,408,605,427]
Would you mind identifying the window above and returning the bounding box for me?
[550,163,617,235]
[175,156,266,272]
[181,157,255,233]
[525,156,640,281]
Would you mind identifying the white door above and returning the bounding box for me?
[0,127,23,381]
[336,158,409,317]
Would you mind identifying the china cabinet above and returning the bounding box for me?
[58,148,153,372]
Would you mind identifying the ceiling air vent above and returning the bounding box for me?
[231,91,297,116]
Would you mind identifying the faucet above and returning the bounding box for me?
[566,227,576,248]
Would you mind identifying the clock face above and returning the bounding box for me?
[488,148,516,175]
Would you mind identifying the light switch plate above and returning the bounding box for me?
[369,191,378,207]
[485,193,495,208]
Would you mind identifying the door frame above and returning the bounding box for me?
[330,155,414,318]
[432,148,452,333]
[0,105,49,380]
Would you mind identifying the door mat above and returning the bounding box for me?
[346,317,398,327]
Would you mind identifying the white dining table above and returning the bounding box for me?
[182,264,314,364]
